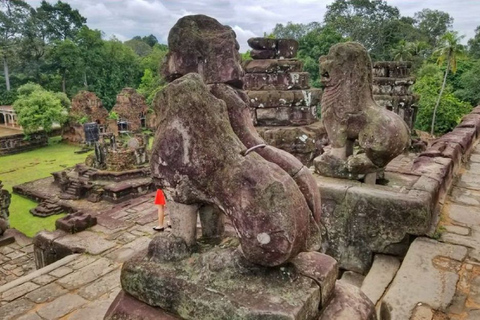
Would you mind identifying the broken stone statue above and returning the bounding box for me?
[314,42,410,182]
[106,15,376,320]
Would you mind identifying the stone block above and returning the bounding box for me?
[256,106,316,126]
[78,269,120,301]
[318,281,376,320]
[1,281,39,302]
[55,211,97,234]
[0,298,35,320]
[361,254,400,305]
[25,283,68,304]
[243,59,303,73]
[247,89,322,108]
[340,271,365,288]
[277,39,299,58]
[243,72,310,91]
[36,293,87,319]
[380,238,467,320]
[121,247,321,320]
[247,37,277,50]
[316,175,432,273]
[291,252,338,307]
[147,234,190,263]
[250,49,276,59]
[57,257,116,290]
[105,290,181,320]
[167,202,199,246]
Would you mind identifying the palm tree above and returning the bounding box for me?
[430,31,465,135]
[391,40,413,61]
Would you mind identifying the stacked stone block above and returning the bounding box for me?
[243,37,324,165]
[244,38,321,126]
[373,61,418,130]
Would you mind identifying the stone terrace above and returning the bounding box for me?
[0,194,161,320]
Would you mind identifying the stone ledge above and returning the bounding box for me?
[0,254,80,294]
[247,89,322,108]
[244,72,310,91]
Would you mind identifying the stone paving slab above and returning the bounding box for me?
[380,238,467,320]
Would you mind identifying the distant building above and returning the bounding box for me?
[0,106,21,129]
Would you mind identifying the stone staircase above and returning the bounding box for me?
[59,178,81,200]
[30,199,63,217]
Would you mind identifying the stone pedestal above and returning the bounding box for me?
[105,233,375,320]
[316,171,433,273]
[243,37,325,166]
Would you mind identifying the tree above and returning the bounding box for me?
[414,9,453,47]
[455,59,480,106]
[468,26,480,59]
[48,39,81,93]
[13,82,69,135]
[75,26,103,88]
[391,40,413,61]
[324,0,401,60]
[0,0,31,91]
[125,38,152,57]
[272,22,321,40]
[414,64,471,134]
[430,31,465,135]
[38,0,86,41]
[298,26,346,87]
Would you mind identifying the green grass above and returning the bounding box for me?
[0,137,91,237]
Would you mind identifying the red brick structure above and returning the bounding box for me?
[111,88,149,132]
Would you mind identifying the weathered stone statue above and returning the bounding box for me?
[314,42,410,181]
[0,181,11,236]
[106,16,376,320]
[159,14,322,263]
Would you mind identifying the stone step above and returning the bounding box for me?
[243,59,303,74]
[379,238,467,320]
[360,254,400,306]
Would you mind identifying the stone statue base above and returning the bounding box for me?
[315,172,433,273]
[105,234,375,320]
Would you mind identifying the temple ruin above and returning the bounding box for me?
[111,88,149,132]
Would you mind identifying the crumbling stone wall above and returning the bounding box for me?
[111,88,149,132]
[243,37,325,165]
[0,132,48,155]
[373,61,418,130]
[63,91,109,143]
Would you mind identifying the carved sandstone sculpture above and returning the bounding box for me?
[152,15,322,266]
[314,42,410,180]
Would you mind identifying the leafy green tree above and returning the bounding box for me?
[455,59,480,106]
[414,64,471,134]
[142,34,158,47]
[138,68,164,106]
[430,31,466,135]
[75,26,103,89]
[298,26,346,87]
[13,82,69,134]
[324,0,401,60]
[468,26,480,59]
[91,38,141,109]
[272,22,321,40]
[48,39,81,93]
[125,38,152,57]
[0,0,31,91]
[38,0,86,41]
[414,9,453,47]
[391,40,413,61]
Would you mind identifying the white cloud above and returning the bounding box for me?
[27,0,480,51]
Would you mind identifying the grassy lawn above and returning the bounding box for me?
[0,137,91,237]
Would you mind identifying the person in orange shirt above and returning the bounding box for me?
[153,189,170,231]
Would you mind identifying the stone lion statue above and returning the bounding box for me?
[0,181,11,236]
[314,42,410,180]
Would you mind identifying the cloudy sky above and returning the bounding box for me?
[28,0,480,52]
